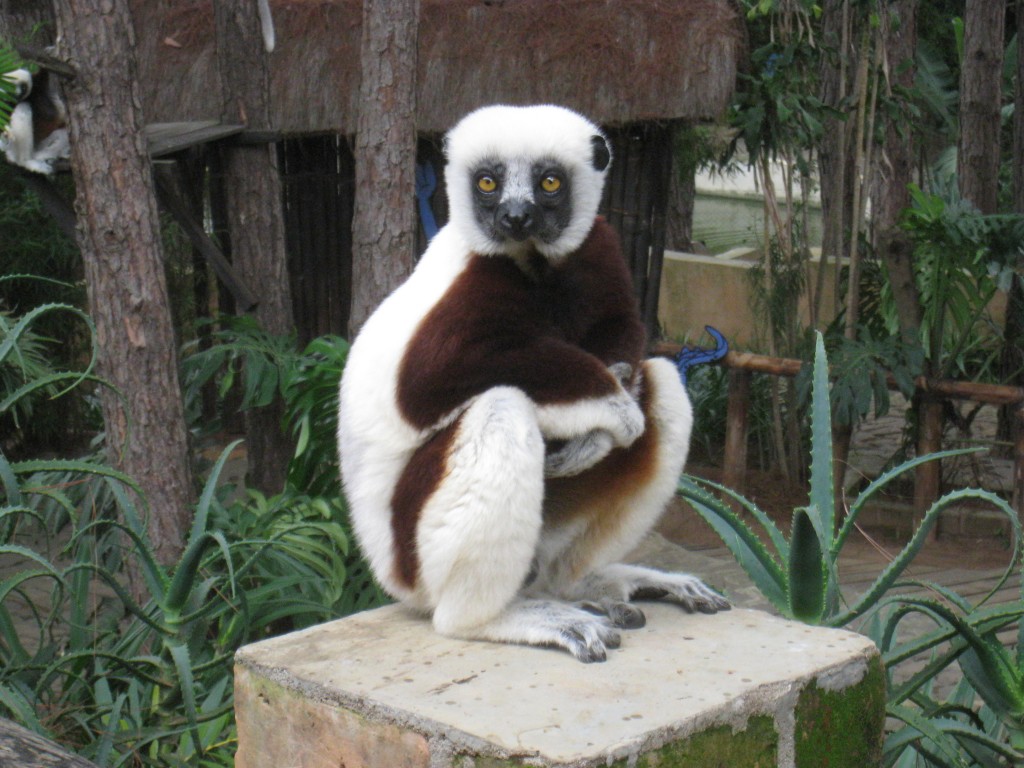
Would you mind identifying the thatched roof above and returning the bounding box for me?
[131,0,744,135]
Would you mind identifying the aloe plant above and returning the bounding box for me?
[1,297,384,765]
[865,578,1024,766]
[676,331,1021,627]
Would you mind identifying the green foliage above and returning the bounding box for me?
[281,334,348,497]
[680,331,1024,763]
[182,321,386,615]
[866,581,1024,765]
[181,315,299,425]
[893,183,1024,380]
[0,444,365,766]
[727,39,832,173]
[819,327,923,428]
[685,351,779,470]
[1,295,384,764]
[0,44,22,131]
[677,332,1020,628]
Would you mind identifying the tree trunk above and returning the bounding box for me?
[665,124,696,252]
[52,0,193,564]
[957,0,1005,215]
[1000,0,1024,455]
[871,0,922,348]
[0,2,53,45]
[214,0,295,495]
[817,0,856,311]
[1016,0,1024,215]
[348,0,420,337]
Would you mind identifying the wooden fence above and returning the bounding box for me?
[654,342,1024,519]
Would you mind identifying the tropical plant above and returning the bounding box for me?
[180,314,300,432]
[678,331,1024,764]
[866,585,1024,766]
[182,322,386,615]
[280,334,348,497]
[0,44,22,132]
[0,293,101,455]
[1,293,384,765]
[677,332,1020,627]
[820,325,923,428]
[1,442,369,766]
[889,183,1024,381]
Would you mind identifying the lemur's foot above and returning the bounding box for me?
[438,599,623,663]
[631,576,732,614]
[573,563,731,616]
[578,598,647,629]
[558,614,621,663]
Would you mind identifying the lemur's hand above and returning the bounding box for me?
[604,362,643,446]
[545,430,614,477]
[607,390,644,446]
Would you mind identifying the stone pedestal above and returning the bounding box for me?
[235,606,884,768]
[234,604,883,768]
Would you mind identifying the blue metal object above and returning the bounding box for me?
[675,326,729,385]
[415,161,439,241]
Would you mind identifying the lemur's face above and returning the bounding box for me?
[2,69,32,102]
[444,105,611,261]
[469,158,573,246]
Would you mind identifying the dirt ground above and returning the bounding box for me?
[659,464,1018,572]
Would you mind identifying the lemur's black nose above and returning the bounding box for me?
[497,200,538,241]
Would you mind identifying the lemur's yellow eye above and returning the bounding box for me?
[541,175,562,193]
[477,176,497,193]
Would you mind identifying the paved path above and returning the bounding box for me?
[845,391,1015,495]
[636,530,1019,697]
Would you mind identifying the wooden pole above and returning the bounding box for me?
[723,369,752,507]
[914,396,944,536]
[152,163,258,311]
[1013,404,1024,517]
[654,341,1024,521]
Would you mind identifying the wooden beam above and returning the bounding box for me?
[655,340,1024,520]
[1014,405,1024,516]
[0,717,99,767]
[722,368,751,510]
[153,164,259,312]
[144,122,245,158]
[653,342,1024,405]
[914,396,944,538]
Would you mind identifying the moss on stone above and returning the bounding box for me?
[459,717,778,767]
[793,655,886,767]
[614,717,778,768]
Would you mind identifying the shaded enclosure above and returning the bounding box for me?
[122,0,744,341]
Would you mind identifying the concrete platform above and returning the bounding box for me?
[234,603,883,767]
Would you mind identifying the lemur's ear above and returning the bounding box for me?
[590,135,611,172]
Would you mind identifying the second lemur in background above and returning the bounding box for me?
[1,67,69,175]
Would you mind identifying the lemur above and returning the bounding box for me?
[338,104,729,663]
[1,68,69,175]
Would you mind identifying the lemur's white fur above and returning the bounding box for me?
[339,104,727,662]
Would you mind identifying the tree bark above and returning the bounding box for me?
[957,0,1005,215]
[214,0,295,495]
[52,0,193,564]
[817,0,856,310]
[1001,0,1024,454]
[1016,0,1024,216]
[348,0,420,337]
[871,0,922,347]
[0,2,53,45]
[665,124,696,251]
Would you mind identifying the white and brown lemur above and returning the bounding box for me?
[338,104,728,663]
